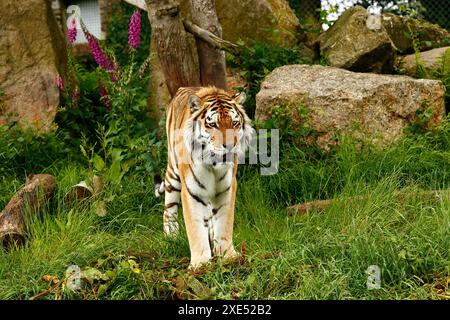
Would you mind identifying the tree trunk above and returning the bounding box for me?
[189,0,227,90]
[0,174,56,249]
[145,0,200,97]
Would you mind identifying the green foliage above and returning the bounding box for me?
[228,41,312,118]
[0,124,77,177]
[404,102,435,135]
[432,49,450,113]
[405,24,450,114]
[262,103,320,156]
[406,21,428,79]
[55,63,108,149]
[56,6,160,181]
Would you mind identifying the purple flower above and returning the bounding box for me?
[67,17,77,43]
[99,84,111,112]
[81,22,112,71]
[128,10,141,49]
[56,74,63,91]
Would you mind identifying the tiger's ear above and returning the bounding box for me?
[188,95,201,113]
[234,91,246,105]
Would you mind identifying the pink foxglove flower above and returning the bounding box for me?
[128,10,141,49]
[81,22,112,71]
[67,17,78,43]
[56,74,63,91]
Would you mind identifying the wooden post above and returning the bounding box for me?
[0,174,56,249]
[189,0,227,90]
[145,0,200,97]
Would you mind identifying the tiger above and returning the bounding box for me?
[154,86,254,269]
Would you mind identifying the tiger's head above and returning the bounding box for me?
[184,87,254,166]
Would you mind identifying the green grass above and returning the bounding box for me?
[0,123,450,300]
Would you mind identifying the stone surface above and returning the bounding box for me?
[382,13,450,54]
[0,0,67,131]
[399,46,450,78]
[256,64,446,150]
[214,0,300,47]
[319,6,396,74]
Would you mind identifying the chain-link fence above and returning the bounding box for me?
[289,0,450,30]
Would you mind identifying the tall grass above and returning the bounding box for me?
[0,119,449,299]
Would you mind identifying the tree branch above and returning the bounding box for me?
[183,20,241,56]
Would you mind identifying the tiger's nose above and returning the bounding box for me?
[223,143,234,151]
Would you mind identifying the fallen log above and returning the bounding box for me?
[287,190,450,216]
[0,174,56,248]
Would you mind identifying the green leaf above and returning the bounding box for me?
[81,267,109,284]
[93,154,105,172]
[187,276,212,300]
[80,145,88,158]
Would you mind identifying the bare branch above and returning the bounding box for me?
[183,20,241,56]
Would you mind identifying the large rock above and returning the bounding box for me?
[0,0,67,131]
[399,46,450,78]
[256,65,446,150]
[319,6,396,74]
[382,13,450,54]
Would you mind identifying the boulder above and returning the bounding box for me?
[319,6,396,74]
[382,13,450,54]
[256,65,446,150]
[398,46,450,78]
[0,0,67,131]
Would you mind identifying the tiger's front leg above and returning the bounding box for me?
[180,180,212,269]
[211,168,239,261]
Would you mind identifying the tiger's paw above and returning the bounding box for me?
[223,248,241,262]
[188,253,212,271]
[163,223,179,238]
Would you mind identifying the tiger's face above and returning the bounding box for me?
[184,91,253,165]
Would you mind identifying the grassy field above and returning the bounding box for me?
[0,121,450,300]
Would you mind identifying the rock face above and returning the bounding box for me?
[399,47,450,78]
[256,65,445,149]
[0,0,67,131]
[214,0,300,47]
[382,13,450,54]
[319,6,396,74]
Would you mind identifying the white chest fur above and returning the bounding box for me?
[185,162,233,206]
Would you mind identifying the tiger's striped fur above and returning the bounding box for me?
[155,86,253,269]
